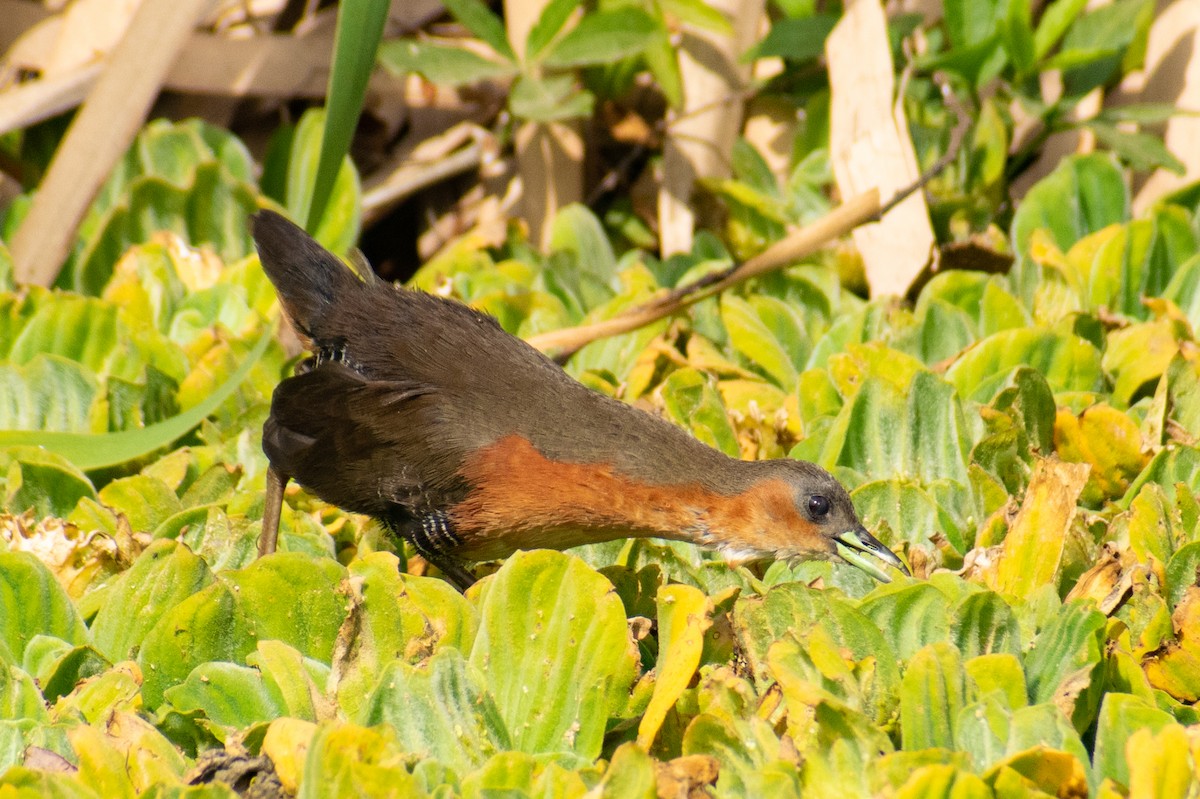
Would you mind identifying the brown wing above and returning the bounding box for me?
[263,361,470,519]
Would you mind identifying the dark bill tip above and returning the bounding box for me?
[834,526,910,583]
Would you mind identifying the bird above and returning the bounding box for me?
[251,210,909,589]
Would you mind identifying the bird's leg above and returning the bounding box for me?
[391,514,477,591]
[424,554,477,592]
[259,465,288,557]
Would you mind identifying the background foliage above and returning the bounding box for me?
[1,0,1200,796]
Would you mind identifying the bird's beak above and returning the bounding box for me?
[834,526,910,583]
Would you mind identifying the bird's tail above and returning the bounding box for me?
[251,209,364,339]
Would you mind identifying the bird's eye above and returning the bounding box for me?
[807,495,830,519]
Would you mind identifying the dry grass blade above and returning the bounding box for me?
[10,0,216,288]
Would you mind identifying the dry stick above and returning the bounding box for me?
[11,0,215,288]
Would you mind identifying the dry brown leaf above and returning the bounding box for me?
[659,0,763,257]
[826,0,933,296]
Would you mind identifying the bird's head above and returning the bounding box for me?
[718,459,910,582]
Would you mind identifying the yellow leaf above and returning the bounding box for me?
[989,458,1089,598]
[636,584,712,750]
[1054,404,1149,503]
[1127,724,1197,799]
[262,717,318,794]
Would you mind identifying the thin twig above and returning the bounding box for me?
[879,71,970,217]
[527,189,881,359]
[526,75,973,360]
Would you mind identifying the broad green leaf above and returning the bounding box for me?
[363,648,510,773]
[954,691,1010,771]
[1,447,96,518]
[721,296,799,389]
[733,583,900,695]
[1124,723,1195,799]
[952,592,1021,659]
[62,119,258,295]
[1123,445,1200,509]
[542,8,656,68]
[137,553,348,707]
[164,640,329,729]
[1091,693,1175,792]
[337,552,477,722]
[273,109,361,255]
[1023,601,1105,729]
[469,550,638,759]
[0,323,271,470]
[89,540,213,663]
[1166,542,1200,610]
[899,643,966,751]
[1010,154,1128,302]
[597,743,656,799]
[946,328,1103,402]
[964,654,1026,709]
[859,583,954,661]
[851,480,963,552]
[660,368,740,457]
[0,552,88,665]
[0,356,97,433]
[683,713,803,798]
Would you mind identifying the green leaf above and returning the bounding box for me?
[89,540,214,664]
[899,643,966,751]
[297,724,421,798]
[0,356,97,433]
[1091,693,1175,792]
[378,39,517,85]
[733,583,900,695]
[945,328,1103,402]
[440,0,516,61]
[138,553,348,707]
[859,583,954,661]
[306,0,387,231]
[279,110,362,254]
[1087,121,1186,174]
[336,552,477,722]
[469,550,638,759]
[1023,602,1105,727]
[525,0,578,61]
[508,74,595,122]
[1,447,96,518]
[165,640,329,728]
[0,322,272,470]
[747,14,836,61]
[0,553,89,665]
[721,296,799,389]
[660,368,740,457]
[542,8,657,68]
[1010,153,1128,301]
[1033,0,1089,59]
[363,648,511,773]
[952,592,1020,659]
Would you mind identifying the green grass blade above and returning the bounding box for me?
[0,323,274,470]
